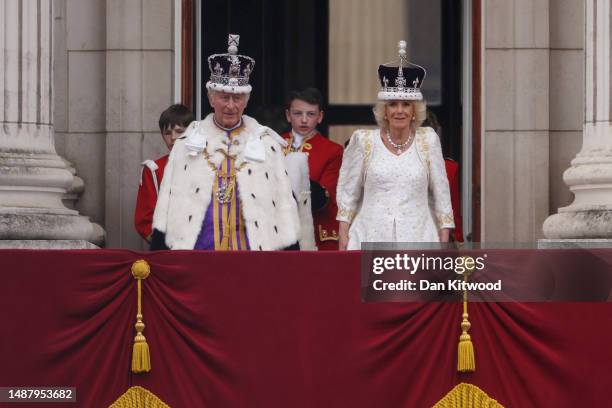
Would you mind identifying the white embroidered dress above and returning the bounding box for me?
[336,127,454,249]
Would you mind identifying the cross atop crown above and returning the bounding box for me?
[228,34,240,54]
[376,39,426,101]
[206,33,255,94]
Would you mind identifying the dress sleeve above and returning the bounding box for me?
[336,130,367,223]
[427,129,455,229]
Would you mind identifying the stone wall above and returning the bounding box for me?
[53,0,176,249]
[483,0,584,242]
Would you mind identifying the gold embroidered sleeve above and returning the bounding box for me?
[416,128,431,168]
[425,128,455,229]
[337,207,357,223]
[437,213,455,229]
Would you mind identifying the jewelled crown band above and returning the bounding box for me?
[377,40,427,101]
[206,34,255,94]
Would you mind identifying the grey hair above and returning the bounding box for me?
[207,89,251,102]
[372,100,427,133]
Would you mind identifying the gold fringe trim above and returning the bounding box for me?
[458,261,475,373]
[433,383,503,408]
[131,260,151,373]
[109,386,170,408]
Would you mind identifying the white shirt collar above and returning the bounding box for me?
[291,130,304,148]
[291,129,318,148]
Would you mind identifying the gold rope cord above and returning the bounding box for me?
[109,386,170,408]
[458,261,475,373]
[131,260,151,373]
[433,383,503,408]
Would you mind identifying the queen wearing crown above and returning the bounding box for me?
[336,41,454,250]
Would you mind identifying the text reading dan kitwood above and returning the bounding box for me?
[370,253,502,292]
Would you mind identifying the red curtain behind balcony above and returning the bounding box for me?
[1,250,611,407]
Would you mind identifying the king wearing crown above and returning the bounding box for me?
[151,34,313,251]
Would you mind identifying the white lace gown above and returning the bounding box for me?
[336,128,454,249]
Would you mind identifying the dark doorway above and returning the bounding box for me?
[201,0,327,133]
[199,0,461,160]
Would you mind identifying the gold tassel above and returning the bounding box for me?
[131,260,151,373]
[458,307,475,372]
[458,262,476,373]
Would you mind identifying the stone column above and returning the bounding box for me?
[544,0,612,239]
[0,0,101,248]
[484,0,550,242]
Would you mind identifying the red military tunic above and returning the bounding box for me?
[282,132,343,250]
[444,158,464,242]
[134,154,169,241]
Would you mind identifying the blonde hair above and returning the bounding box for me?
[373,100,427,133]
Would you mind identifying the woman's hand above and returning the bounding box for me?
[339,221,350,250]
[438,228,450,243]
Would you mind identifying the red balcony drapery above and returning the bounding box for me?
[1,250,611,407]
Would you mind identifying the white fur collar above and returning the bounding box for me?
[185,114,287,167]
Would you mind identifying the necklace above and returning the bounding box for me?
[203,150,247,204]
[386,130,414,154]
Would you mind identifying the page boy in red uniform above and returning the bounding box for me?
[134,104,195,242]
[282,88,343,250]
[444,158,463,242]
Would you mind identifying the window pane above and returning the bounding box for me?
[407,0,442,104]
[328,0,441,105]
